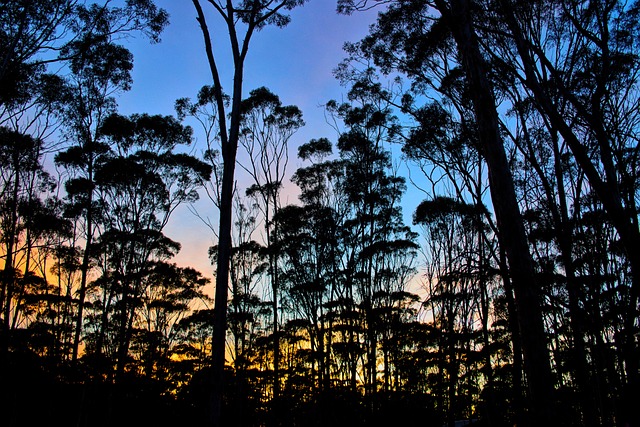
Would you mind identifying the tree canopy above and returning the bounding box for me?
[1,1,639,427]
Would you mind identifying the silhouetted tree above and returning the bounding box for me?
[82,112,210,380]
[55,28,135,364]
[134,261,210,381]
[486,4,640,422]
[324,92,418,420]
[239,86,304,404]
[189,1,309,424]
[0,0,167,115]
[337,1,556,423]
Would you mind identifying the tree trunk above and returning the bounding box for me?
[498,4,640,410]
[433,0,555,423]
[209,141,236,426]
[191,2,237,424]
[73,163,94,363]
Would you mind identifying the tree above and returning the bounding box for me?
[81,112,210,379]
[0,0,167,114]
[324,92,418,418]
[189,1,309,424]
[0,128,69,354]
[337,1,556,423]
[135,261,210,381]
[0,57,69,363]
[281,138,344,398]
[2,0,169,364]
[496,73,601,424]
[239,86,304,404]
[425,3,555,420]
[414,197,496,424]
[485,4,640,421]
[55,28,134,365]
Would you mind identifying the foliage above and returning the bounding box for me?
[1,1,639,426]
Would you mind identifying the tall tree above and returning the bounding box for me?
[2,0,169,363]
[0,128,63,350]
[281,137,344,397]
[337,1,556,423]
[135,261,210,381]
[325,93,418,415]
[239,86,304,404]
[486,4,640,419]
[55,33,134,364]
[339,0,553,422]
[189,1,309,424]
[414,196,494,424]
[86,112,210,378]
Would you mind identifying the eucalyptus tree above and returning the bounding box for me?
[0,76,70,360]
[7,199,72,331]
[176,87,271,424]
[175,85,226,214]
[0,0,167,120]
[0,128,69,354]
[391,0,640,422]
[571,190,630,424]
[189,1,310,423]
[207,194,270,427]
[54,34,135,364]
[274,138,345,396]
[497,76,603,423]
[238,86,304,401]
[275,200,339,393]
[83,112,211,379]
[336,1,557,423]
[484,4,640,418]
[0,0,75,111]
[0,54,69,362]
[324,92,418,406]
[225,197,265,372]
[171,308,216,395]
[134,261,210,381]
[0,0,168,363]
[413,196,496,424]
[276,204,324,383]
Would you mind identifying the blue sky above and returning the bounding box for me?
[115,2,413,284]
[118,1,379,129]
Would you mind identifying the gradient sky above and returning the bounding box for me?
[115,2,415,287]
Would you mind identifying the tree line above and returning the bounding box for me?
[1,1,639,427]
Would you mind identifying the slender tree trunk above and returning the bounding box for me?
[191,3,238,424]
[95,273,114,358]
[210,158,235,425]
[266,198,281,412]
[517,113,597,424]
[2,162,20,342]
[498,246,526,424]
[191,2,308,423]
[433,1,555,424]
[478,229,497,424]
[11,228,32,331]
[498,5,640,412]
[550,132,599,426]
[446,306,458,427]
[73,167,94,363]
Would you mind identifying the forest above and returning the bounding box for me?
[1,1,639,426]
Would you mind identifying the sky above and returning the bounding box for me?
[114,1,416,288]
